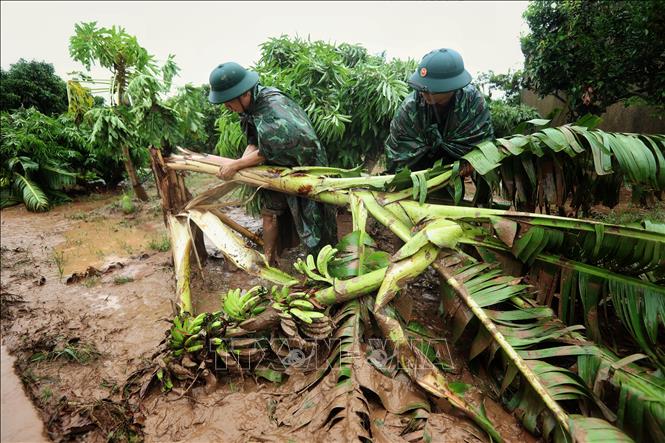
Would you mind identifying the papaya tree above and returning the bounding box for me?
[68,22,178,201]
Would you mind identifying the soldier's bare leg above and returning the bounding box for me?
[262,212,280,267]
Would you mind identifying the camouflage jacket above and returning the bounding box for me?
[385,84,494,172]
[241,85,328,167]
[239,85,337,252]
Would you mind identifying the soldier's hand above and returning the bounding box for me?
[216,159,238,180]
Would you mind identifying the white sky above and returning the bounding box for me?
[1,1,530,93]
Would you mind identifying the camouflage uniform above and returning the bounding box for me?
[240,84,337,253]
[385,84,494,172]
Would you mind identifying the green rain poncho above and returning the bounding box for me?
[385,84,494,172]
[240,85,337,253]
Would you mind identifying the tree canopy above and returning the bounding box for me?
[521,0,665,118]
[0,59,68,116]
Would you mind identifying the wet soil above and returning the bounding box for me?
[1,179,537,442]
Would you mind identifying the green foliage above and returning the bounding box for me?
[215,108,246,158]
[0,59,68,115]
[462,120,665,213]
[119,193,135,214]
[521,0,665,117]
[69,22,183,200]
[113,276,134,285]
[164,84,216,153]
[147,234,170,252]
[69,22,156,81]
[475,69,525,106]
[0,108,92,211]
[66,80,95,124]
[250,35,417,168]
[30,340,101,365]
[473,69,542,138]
[488,100,542,138]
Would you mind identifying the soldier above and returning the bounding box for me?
[385,48,494,174]
[208,62,337,266]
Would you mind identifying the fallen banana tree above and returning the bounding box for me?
[146,137,664,442]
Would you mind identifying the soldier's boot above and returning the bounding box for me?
[262,213,280,267]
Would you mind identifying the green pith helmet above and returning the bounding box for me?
[208,62,259,104]
[407,48,472,93]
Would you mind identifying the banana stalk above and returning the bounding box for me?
[186,209,297,287]
[168,214,193,314]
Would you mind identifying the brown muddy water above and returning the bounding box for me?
[1,345,49,443]
[0,185,537,442]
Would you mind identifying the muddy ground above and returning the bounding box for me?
[0,175,544,443]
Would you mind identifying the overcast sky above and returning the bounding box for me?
[1,1,530,92]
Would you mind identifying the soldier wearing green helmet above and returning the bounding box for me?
[385,48,494,173]
[207,62,337,266]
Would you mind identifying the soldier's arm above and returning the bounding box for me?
[241,144,259,158]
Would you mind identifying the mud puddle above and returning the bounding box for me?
[1,345,49,443]
[54,212,167,278]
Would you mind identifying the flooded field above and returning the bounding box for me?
[0,178,538,442]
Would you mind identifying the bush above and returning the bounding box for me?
[488,101,542,138]
[0,107,126,211]
[1,108,84,210]
[0,59,68,116]
[215,35,417,169]
[119,194,136,214]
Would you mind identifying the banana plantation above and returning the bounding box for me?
[128,120,665,443]
[1,6,665,443]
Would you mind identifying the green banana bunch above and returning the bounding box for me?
[221,286,267,322]
[211,337,265,372]
[169,312,208,357]
[206,311,225,335]
[271,285,290,303]
[271,287,322,322]
[293,245,337,285]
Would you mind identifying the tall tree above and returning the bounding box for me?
[0,59,68,115]
[521,0,665,118]
[69,22,172,201]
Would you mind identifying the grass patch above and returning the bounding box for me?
[52,250,65,281]
[84,275,101,288]
[148,235,171,252]
[19,367,43,384]
[117,239,135,255]
[30,340,101,365]
[592,201,665,225]
[66,211,90,221]
[184,171,218,190]
[119,194,136,215]
[113,276,134,285]
[40,386,53,402]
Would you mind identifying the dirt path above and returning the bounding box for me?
[1,181,536,442]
